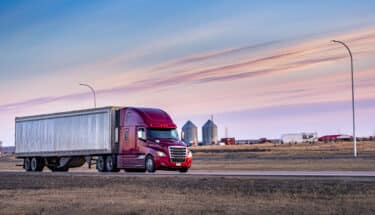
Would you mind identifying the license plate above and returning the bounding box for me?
[176,163,181,166]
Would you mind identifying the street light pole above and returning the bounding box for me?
[79,83,97,108]
[331,40,357,157]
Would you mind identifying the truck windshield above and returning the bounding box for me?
[147,128,179,140]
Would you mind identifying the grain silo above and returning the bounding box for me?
[182,121,198,146]
[202,118,218,145]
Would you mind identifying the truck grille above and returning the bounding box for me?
[168,146,187,163]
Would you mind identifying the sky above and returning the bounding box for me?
[0,0,375,146]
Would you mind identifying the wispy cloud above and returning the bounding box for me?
[1,27,375,114]
[151,40,281,72]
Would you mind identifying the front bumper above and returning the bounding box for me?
[154,156,192,170]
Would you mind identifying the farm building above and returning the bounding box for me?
[281,132,318,144]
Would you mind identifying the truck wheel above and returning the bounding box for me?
[145,155,156,173]
[24,158,31,172]
[105,155,119,172]
[31,157,44,172]
[179,168,188,173]
[96,156,106,172]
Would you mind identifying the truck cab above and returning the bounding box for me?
[114,107,192,172]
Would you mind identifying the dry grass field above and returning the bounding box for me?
[1,141,375,214]
[190,141,375,171]
[1,141,375,171]
[1,173,375,214]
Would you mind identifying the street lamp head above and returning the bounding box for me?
[79,82,97,108]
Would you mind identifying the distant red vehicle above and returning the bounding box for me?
[15,107,192,173]
[318,134,352,142]
[220,138,236,145]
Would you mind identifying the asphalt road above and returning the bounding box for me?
[1,170,375,177]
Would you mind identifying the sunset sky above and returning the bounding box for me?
[1,1,375,146]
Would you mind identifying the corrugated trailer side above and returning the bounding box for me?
[15,107,119,158]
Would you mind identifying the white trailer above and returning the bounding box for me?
[15,107,120,171]
[281,132,318,144]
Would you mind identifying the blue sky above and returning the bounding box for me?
[1,1,375,145]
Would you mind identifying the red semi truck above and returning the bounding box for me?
[15,106,192,173]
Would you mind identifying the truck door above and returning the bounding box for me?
[124,126,136,154]
[119,110,137,154]
[120,110,140,168]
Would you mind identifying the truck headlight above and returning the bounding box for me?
[187,150,193,158]
[157,151,167,157]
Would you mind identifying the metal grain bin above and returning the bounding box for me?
[182,120,198,146]
[202,119,218,145]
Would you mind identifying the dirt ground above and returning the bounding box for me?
[1,172,375,215]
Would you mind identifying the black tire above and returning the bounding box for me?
[24,158,31,172]
[31,157,44,172]
[105,155,120,172]
[179,168,188,173]
[96,156,106,172]
[145,155,156,173]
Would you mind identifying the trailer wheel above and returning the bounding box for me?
[31,157,44,172]
[105,155,119,172]
[24,158,31,172]
[96,156,106,172]
[145,155,156,173]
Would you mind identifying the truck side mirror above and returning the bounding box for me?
[181,131,185,141]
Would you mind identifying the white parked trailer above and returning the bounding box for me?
[15,107,119,157]
[281,132,318,144]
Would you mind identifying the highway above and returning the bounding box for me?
[1,170,375,177]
